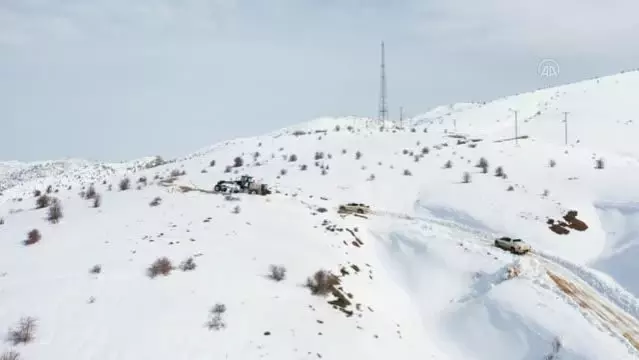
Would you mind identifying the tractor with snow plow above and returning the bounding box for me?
[213,175,272,196]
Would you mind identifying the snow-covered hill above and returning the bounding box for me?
[2,71,639,359]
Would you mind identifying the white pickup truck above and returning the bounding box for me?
[494,237,531,255]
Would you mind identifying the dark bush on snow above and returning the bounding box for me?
[119,177,131,191]
[149,197,162,207]
[35,194,50,209]
[6,317,37,345]
[0,350,21,360]
[179,257,197,271]
[268,265,287,281]
[24,229,41,246]
[85,184,97,199]
[305,270,339,296]
[147,257,174,278]
[47,198,63,223]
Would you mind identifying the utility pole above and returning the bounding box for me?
[563,111,569,145]
[510,109,519,145]
[377,41,388,126]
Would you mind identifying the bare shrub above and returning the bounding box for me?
[48,198,63,223]
[355,151,362,160]
[403,169,412,176]
[0,218,4,225]
[147,257,174,278]
[341,149,347,154]
[549,159,556,168]
[305,270,339,296]
[233,156,244,167]
[93,194,101,208]
[595,158,605,169]
[207,303,227,330]
[443,160,453,169]
[24,229,41,246]
[46,185,53,194]
[0,350,20,360]
[89,265,102,274]
[334,124,341,131]
[280,169,287,176]
[33,189,41,197]
[138,176,148,185]
[421,147,430,154]
[321,168,328,176]
[149,197,162,207]
[367,174,376,181]
[224,165,232,173]
[462,172,471,183]
[253,151,260,160]
[300,164,308,171]
[119,177,131,191]
[268,265,287,281]
[476,157,489,173]
[544,337,562,360]
[232,205,241,214]
[170,169,185,177]
[494,166,504,177]
[35,194,50,209]
[402,149,409,155]
[85,184,97,199]
[6,317,37,345]
[179,257,197,271]
[507,185,514,191]
[288,154,298,162]
[314,151,324,160]
[209,160,216,167]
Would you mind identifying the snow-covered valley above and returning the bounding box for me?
[2,71,639,359]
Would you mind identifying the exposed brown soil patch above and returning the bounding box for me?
[547,271,639,352]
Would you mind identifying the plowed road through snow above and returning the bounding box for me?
[374,209,639,354]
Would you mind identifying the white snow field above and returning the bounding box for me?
[2,70,639,359]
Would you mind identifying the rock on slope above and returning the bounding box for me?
[2,70,639,359]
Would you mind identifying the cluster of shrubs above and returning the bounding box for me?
[147,256,197,278]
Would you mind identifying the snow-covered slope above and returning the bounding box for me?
[2,71,639,359]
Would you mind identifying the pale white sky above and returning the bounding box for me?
[1,0,638,161]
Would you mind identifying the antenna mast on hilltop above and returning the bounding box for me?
[377,41,388,126]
